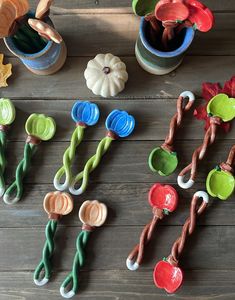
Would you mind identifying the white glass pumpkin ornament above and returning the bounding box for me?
[84,53,128,98]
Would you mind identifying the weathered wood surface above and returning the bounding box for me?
[1,270,235,300]
[0,0,235,299]
[2,140,234,185]
[0,225,234,271]
[1,99,235,141]
[29,0,235,13]
[1,13,235,56]
[1,183,234,227]
[0,56,235,99]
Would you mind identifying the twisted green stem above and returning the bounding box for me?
[34,220,58,286]
[0,131,7,196]
[3,142,37,205]
[69,136,113,195]
[60,230,90,298]
[53,126,85,191]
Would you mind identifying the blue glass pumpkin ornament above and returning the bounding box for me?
[106,109,135,138]
[54,100,100,191]
[71,100,100,125]
[69,109,136,195]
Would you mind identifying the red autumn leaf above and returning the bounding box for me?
[222,76,235,97]
[194,104,231,133]
[202,82,222,102]
[193,105,207,120]
[221,122,231,133]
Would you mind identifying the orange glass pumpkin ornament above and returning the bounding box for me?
[43,191,73,219]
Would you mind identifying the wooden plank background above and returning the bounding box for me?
[0,1,235,299]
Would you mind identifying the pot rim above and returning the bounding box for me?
[3,11,54,59]
[4,36,53,59]
[139,17,195,58]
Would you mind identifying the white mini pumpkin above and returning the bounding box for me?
[84,53,128,98]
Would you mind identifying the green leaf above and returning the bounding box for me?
[132,0,159,16]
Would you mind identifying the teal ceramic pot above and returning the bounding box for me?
[136,18,195,75]
[4,13,67,75]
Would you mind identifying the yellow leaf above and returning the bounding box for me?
[0,54,12,88]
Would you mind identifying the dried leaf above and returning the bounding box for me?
[221,122,231,133]
[194,103,231,133]
[0,54,12,87]
[222,76,235,97]
[193,105,207,120]
[202,82,222,102]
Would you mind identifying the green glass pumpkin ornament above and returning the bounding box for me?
[0,98,16,196]
[25,113,56,141]
[206,145,235,200]
[3,113,56,205]
[207,94,235,122]
[0,98,16,125]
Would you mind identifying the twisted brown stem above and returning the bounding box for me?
[167,192,208,266]
[178,117,221,189]
[126,207,165,270]
[162,92,195,153]
[220,145,235,173]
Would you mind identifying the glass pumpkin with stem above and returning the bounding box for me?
[3,113,56,205]
[68,110,135,195]
[0,98,15,196]
[34,191,74,286]
[53,100,100,191]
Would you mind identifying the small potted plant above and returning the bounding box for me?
[0,0,67,75]
[132,0,214,75]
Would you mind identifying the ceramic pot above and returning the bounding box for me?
[4,14,67,75]
[135,18,195,75]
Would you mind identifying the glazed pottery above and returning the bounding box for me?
[135,17,195,75]
[206,168,235,200]
[153,260,183,293]
[4,13,67,75]
[84,53,128,98]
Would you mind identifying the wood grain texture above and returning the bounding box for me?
[2,140,234,185]
[0,225,234,271]
[0,56,235,100]
[0,1,234,299]
[1,183,234,227]
[1,270,235,300]
[28,0,235,13]
[1,13,235,56]
[1,99,235,141]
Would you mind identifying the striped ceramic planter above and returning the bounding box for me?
[136,17,195,75]
[4,14,67,76]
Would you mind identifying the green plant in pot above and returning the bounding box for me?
[132,0,214,75]
[1,0,67,75]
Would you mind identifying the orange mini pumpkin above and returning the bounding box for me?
[43,191,73,217]
[79,200,107,227]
